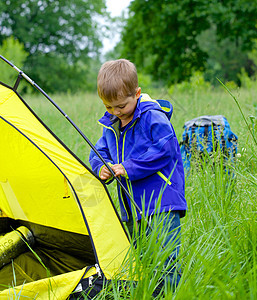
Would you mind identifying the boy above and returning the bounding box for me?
[89,59,187,287]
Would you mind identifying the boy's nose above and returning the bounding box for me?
[113,108,120,115]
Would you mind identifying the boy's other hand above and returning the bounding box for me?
[100,166,112,180]
[111,164,126,177]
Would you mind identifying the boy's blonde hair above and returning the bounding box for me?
[97,59,138,102]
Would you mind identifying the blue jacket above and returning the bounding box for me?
[89,94,187,222]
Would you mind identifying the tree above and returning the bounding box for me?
[0,0,106,92]
[197,27,250,85]
[120,0,257,86]
[210,0,257,51]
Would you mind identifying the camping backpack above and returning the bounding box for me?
[180,115,238,171]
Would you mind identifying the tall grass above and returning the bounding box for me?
[21,84,257,298]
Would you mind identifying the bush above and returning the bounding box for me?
[168,71,211,95]
[238,68,257,89]
[224,81,238,90]
[0,37,28,87]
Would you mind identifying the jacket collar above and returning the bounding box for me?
[98,94,172,127]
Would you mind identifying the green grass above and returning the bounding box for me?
[20,84,257,299]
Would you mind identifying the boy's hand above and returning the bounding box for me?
[100,166,112,180]
[111,164,126,177]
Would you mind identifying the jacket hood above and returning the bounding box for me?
[98,93,173,126]
[138,94,173,120]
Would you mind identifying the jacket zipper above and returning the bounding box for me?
[121,120,137,218]
[97,121,119,161]
[98,121,129,218]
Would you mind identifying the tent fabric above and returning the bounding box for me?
[0,81,131,296]
[0,266,97,299]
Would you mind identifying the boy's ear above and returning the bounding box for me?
[136,87,141,99]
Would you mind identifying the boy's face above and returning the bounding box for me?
[102,87,141,126]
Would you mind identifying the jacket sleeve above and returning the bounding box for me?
[121,110,179,181]
[89,128,115,178]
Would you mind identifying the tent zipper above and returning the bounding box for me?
[88,275,94,287]
[95,263,102,278]
[88,263,102,287]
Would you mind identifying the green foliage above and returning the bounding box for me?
[0,0,105,62]
[121,0,209,85]
[121,0,257,86]
[210,0,257,51]
[24,53,101,93]
[137,72,160,95]
[0,37,28,87]
[219,79,257,147]
[197,27,249,85]
[238,68,257,90]
[0,0,106,93]
[168,71,211,95]
[138,73,152,89]
[248,39,257,77]
[249,40,257,65]
[224,81,238,90]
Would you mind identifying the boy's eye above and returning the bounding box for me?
[118,105,126,108]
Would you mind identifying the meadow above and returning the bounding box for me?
[22,82,257,299]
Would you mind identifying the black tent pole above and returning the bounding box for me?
[0,54,144,220]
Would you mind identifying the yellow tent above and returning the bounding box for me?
[0,77,131,298]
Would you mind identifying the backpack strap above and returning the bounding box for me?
[204,125,208,137]
[221,131,226,153]
[191,126,196,150]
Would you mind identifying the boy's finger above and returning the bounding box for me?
[100,173,111,180]
[103,166,111,174]
[112,168,120,175]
